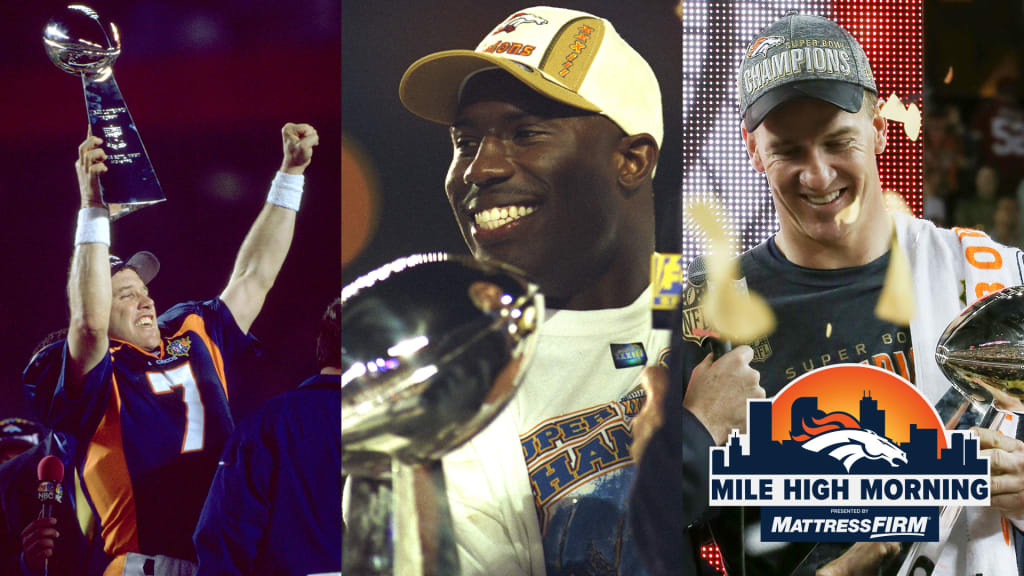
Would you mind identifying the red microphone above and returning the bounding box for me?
[37,455,64,517]
[36,455,64,576]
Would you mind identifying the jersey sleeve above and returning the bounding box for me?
[45,343,113,442]
[159,299,260,367]
[22,340,67,423]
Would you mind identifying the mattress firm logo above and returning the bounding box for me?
[709,364,990,542]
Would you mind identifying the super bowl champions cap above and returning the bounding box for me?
[399,6,663,148]
[738,12,877,130]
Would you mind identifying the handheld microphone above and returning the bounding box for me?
[36,455,64,576]
[37,455,64,517]
[686,255,732,360]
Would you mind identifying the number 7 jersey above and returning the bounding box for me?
[45,298,259,562]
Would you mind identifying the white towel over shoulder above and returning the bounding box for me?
[897,212,1023,576]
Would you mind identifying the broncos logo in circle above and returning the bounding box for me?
[792,411,907,472]
[492,13,549,35]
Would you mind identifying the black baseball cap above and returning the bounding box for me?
[738,12,877,130]
[110,251,160,284]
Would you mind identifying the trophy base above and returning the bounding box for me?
[107,200,164,221]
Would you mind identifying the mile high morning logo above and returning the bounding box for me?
[710,364,990,542]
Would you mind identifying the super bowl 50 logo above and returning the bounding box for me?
[709,364,990,542]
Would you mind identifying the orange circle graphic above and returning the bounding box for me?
[770,364,947,451]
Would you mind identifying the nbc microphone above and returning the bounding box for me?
[36,455,64,576]
[686,255,732,360]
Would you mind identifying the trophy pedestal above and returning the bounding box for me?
[343,476,395,576]
[344,462,462,576]
[393,461,461,576]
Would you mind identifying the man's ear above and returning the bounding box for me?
[872,99,888,155]
[617,133,658,190]
[742,122,766,173]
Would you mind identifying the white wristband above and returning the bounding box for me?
[267,171,304,211]
[75,207,111,246]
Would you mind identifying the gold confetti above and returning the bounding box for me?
[688,199,776,343]
[880,93,922,142]
[706,281,776,344]
[837,190,907,227]
[688,200,732,280]
[835,192,862,225]
[826,322,832,338]
[883,190,912,215]
[875,226,915,325]
[944,66,954,85]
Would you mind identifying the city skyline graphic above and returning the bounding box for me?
[714,365,987,476]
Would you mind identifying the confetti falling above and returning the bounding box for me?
[835,192,862,226]
[826,322,833,338]
[880,93,922,142]
[875,226,915,326]
[884,190,914,215]
[689,199,776,344]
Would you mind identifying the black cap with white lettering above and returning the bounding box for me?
[738,12,877,130]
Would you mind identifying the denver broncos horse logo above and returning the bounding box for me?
[492,13,549,35]
[792,411,907,472]
[746,36,784,58]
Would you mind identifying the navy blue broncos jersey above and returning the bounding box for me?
[44,299,258,562]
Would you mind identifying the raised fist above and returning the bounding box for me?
[280,123,319,175]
